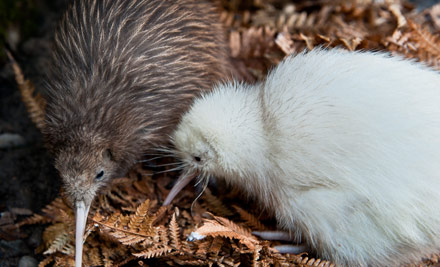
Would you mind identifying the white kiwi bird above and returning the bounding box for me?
[163,48,440,266]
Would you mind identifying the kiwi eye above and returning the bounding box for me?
[194,156,201,162]
[95,170,104,180]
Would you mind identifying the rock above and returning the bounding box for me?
[0,133,26,149]
[0,240,30,258]
[27,227,43,248]
[18,256,38,267]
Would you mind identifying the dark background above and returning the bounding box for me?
[0,0,438,266]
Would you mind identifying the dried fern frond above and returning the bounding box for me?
[202,188,235,217]
[233,205,268,231]
[208,236,224,256]
[389,3,407,28]
[128,199,151,232]
[16,213,52,227]
[37,256,54,267]
[133,246,173,259]
[42,223,72,255]
[192,217,259,250]
[40,197,73,222]
[169,212,181,250]
[92,213,155,246]
[292,254,336,267]
[6,51,46,130]
[152,206,169,225]
[407,19,440,56]
[53,256,75,267]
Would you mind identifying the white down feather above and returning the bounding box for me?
[172,48,440,266]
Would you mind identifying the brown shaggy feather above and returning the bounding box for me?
[43,0,233,205]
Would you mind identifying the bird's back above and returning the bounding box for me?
[260,49,440,266]
[44,0,233,150]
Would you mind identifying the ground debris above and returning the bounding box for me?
[11,0,440,266]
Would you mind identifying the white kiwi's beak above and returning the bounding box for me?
[75,200,91,267]
[163,171,197,206]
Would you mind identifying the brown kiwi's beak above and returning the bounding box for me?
[75,200,91,267]
[163,171,197,206]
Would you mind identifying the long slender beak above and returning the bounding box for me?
[163,171,197,206]
[75,200,91,267]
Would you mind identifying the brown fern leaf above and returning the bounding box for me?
[420,253,440,265]
[290,254,335,267]
[16,213,52,227]
[251,245,263,267]
[102,247,115,267]
[38,256,54,267]
[192,219,259,250]
[97,224,150,246]
[40,223,72,254]
[408,20,440,57]
[96,194,118,214]
[133,178,155,196]
[219,256,241,267]
[57,208,75,228]
[388,4,407,28]
[133,247,173,259]
[106,190,131,207]
[233,205,268,231]
[92,211,156,247]
[84,247,104,266]
[275,32,295,55]
[109,231,146,246]
[169,213,181,250]
[202,188,234,217]
[276,253,336,267]
[82,223,97,243]
[152,206,169,225]
[43,230,71,255]
[19,197,72,228]
[230,26,277,60]
[97,238,129,262]
[195,238,211,255]
[299,33,315,50]
[117,213,131,229]
[158,225,170,246]
[114,255,137,267]
[41,198,73,222]
[61,243,74,255]
[171,257,209,266]
[6,51,46,130]
[134,164,154,179]
[104,212,122,226]
[140,211,156,235]
[339,37,363,51]
[54,255,75,267]
[128,199,151,231]
[211,214,255,239]
[208,236,224,256]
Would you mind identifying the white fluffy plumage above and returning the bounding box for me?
[172,48,440,266]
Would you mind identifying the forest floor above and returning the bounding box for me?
[0,1,68,266]
[1,0,439,266]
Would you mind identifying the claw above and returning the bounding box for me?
[253,230,306,254]
[274,244,307,254]
[252,230,295,241]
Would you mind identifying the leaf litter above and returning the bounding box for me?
[5,0,440,266]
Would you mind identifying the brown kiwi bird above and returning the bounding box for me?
[42,0,233,266]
